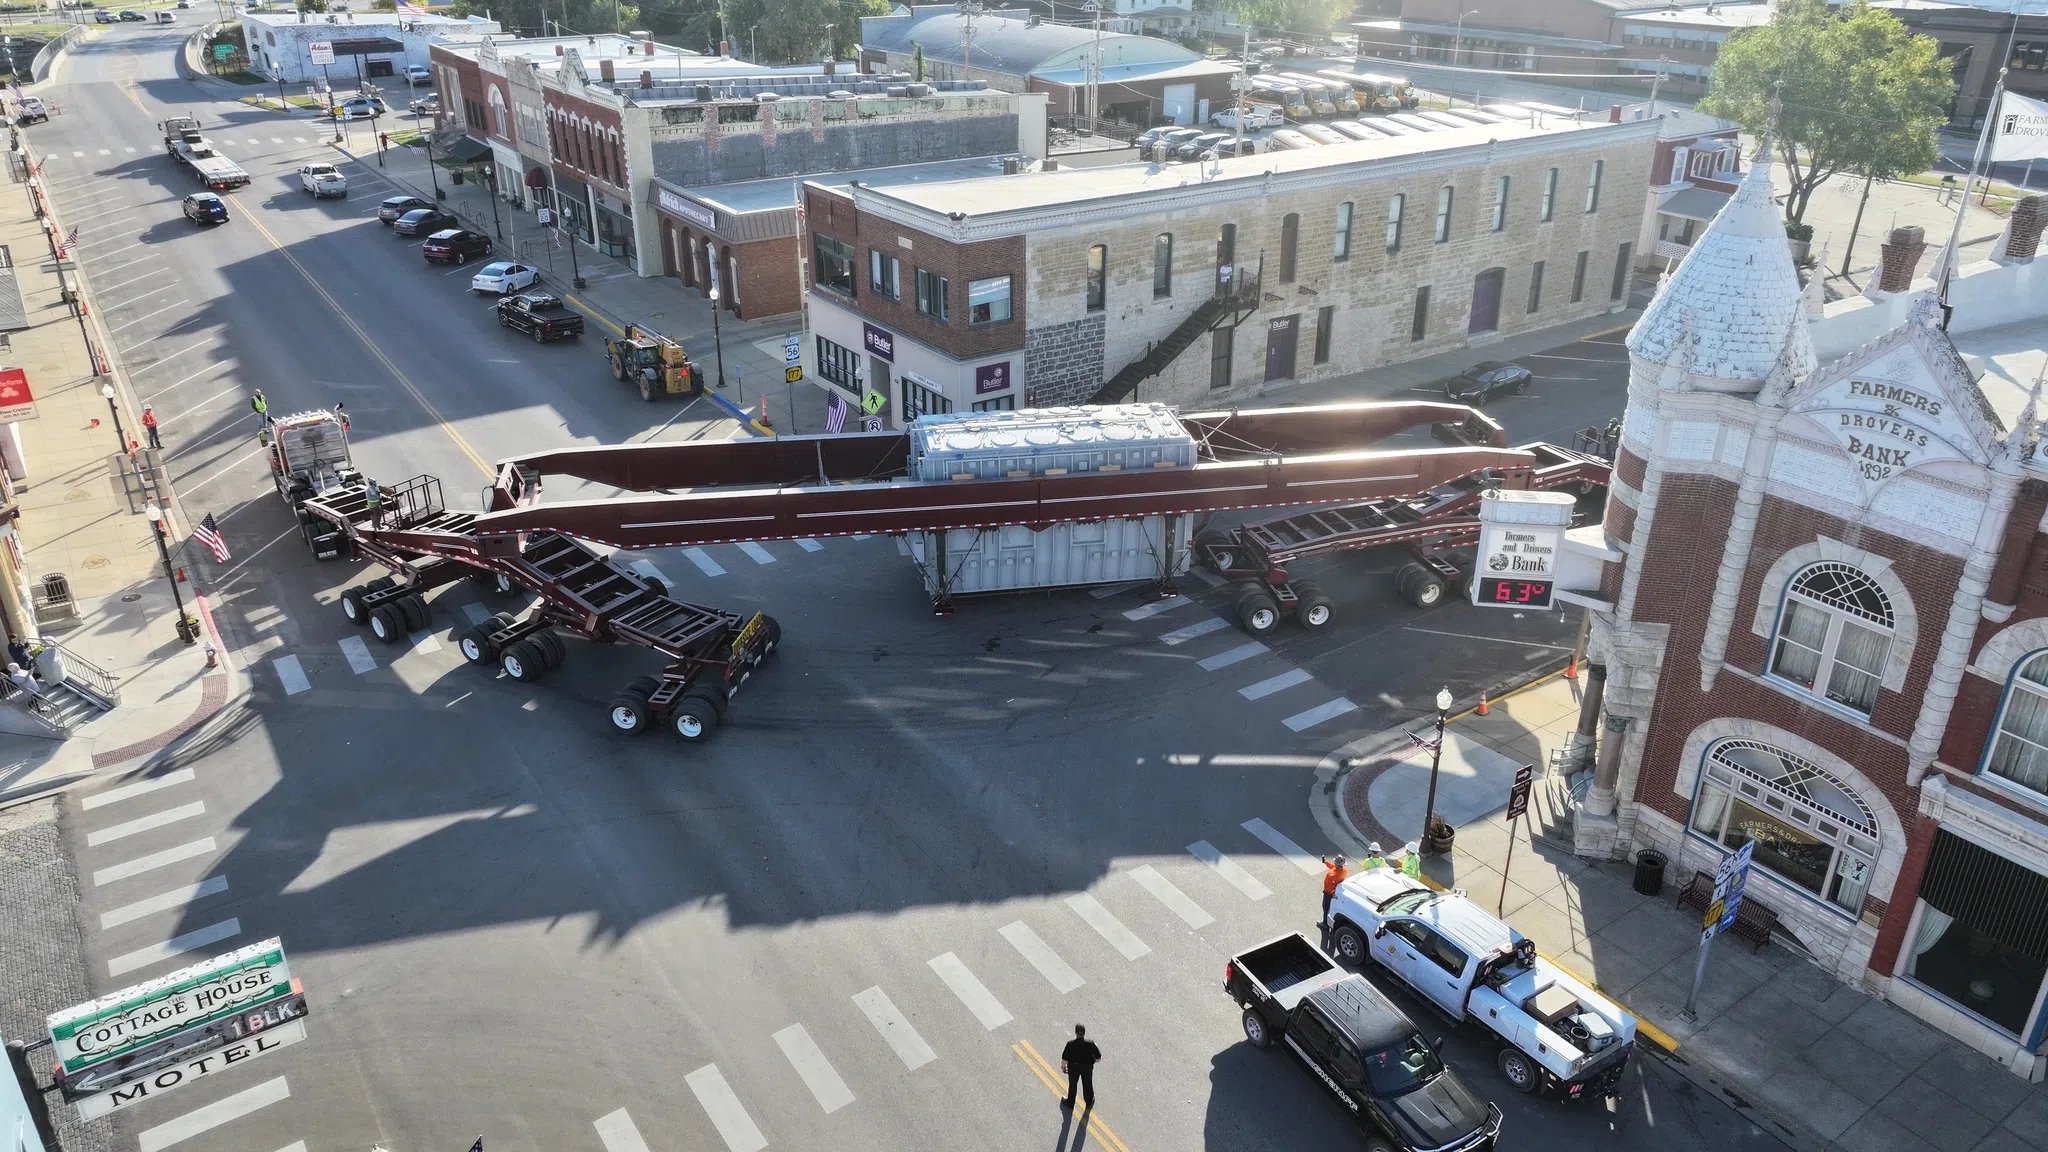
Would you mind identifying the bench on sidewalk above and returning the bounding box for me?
[1675,869,1779,952]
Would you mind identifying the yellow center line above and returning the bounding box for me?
[1015,1038,1132,1152]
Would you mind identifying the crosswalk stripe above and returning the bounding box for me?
[109,918,241,976]
[98,148,111,156]
[124,147,136,153]
[773,1023,855,1114]
[929,952,1012,1030]
[737,541,776,565]
[410,630,443,654]
[87,802,206,847]
[684,1064,767,1152]
[1283,697,1359,732]
[294,137,308,143]
[136,1075,289,1152]
[245,139,260,146]
[461,601,489,624]
[101,875,228,929]
[629,558,671,587]
[1158,616,1229,646]
[795,538,823,552]
[1240,667,1312,699]
[852,986,936,1069]
[684,547,726,577]
[72,151,83,158]
[999,921,1084,993]
[1065,893,1150,960]
[1198,642,1266,671]
[1243,817,1326,876]
[338,635,377,674]
[81,768,195,811]
[1122,595,1189,621]
[272,655,310,695]
[271,137,283,143]
[1188,840,1272,900]
[94,838,216,887]
[1127,864,1214,928]
[593,1108,652,1152]
[273,1143,307,1152]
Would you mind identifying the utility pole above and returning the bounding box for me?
[959,1,984,76]
[1840,171,1875,278]
[1231,24,1250,157]
[1646,55,1668,117]
[1085,0,1103,121]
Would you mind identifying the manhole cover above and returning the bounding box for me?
[120,593,141,602]
[81,554,110,569]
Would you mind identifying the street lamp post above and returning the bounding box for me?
[322,64,340,141]
[424,130,444,199]
[564,211,584,289]
[98,381,128,453]
[481,163,503,239]
[1451,9,1479,66]
[708,286,729,391]
[144,503,197,644]
[1420,686,1454,855]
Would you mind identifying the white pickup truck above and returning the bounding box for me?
[1325,869,1637,1101]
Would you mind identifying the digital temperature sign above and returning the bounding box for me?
[1476,577,1554,609]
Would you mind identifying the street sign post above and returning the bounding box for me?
[862,415,883,432]
[1496,764,1535,915]
[308,41,334,67]
[860,390,885,416]
[1681,841,1754,1020]
[73,1018,308,1119]
[782,335,801,367]
[784,366,802,383]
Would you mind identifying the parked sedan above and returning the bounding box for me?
[1175,131,1232,161]
[92,10,116,21]
[116,8,145,19]
[469,261,538,293]
[377,194,433,223]
[1444,361,1533,404]
[181,192,229,225]
[391,207,453,236]
[420,228,490,264]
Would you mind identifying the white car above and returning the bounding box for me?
[1212,106,1283,131]
[299,163,347,197]
[405,65,431,85]
[333,96,383,120]
[470,262,539,294]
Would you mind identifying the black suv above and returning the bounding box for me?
[1443,361,1532,405]
[181,192,229,225]
[420,228,490,264]
[376,195,434,224]
[392,208,455,236]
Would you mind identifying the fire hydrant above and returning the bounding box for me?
[203,640,218,669]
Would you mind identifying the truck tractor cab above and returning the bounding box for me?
[269,410,360,513]
[606,325,704,402]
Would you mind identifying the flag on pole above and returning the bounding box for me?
[54,225,78,258]
[824,390,848,433]
[1991,90,2048,163]
[1406,729,1440,754]
[396,1,427,13]
[31,155,45,175]
[192,513,230,563]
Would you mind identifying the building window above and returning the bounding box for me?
[1986,653,2048,797]
[1434,186,1453,243]
[1688,739,1878,917]
[1610,242,1633,301]
[1386,193,1404,251]
[1278,212,1299,283]
[813,234,856,298]
[1409,286,1429,341]
[1209,326,1232,390]
[1527,260,1544,313]
[816,335,862,391]
[1570,250,1588,303]
[1903,829,2048,1038]
[871,250,899,299]
[1086,244,1107,311]
[1540,167,1557,222]
[1332,201,1352,261]
[968,276,1012,325]
[973,394,1015,412]
[1490,175,1509,232]
[901,375,952,422]
[916,268,949,323]
[1585,158,1604,213]
[1313,304,1333,364]
[1768,562,1893,714]
[1154,233,1173,298]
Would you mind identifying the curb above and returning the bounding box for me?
[0,770,95,812]
[706,389,775,437]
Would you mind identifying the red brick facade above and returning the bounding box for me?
[805,187,1027,360]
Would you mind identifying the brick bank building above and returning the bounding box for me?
[1573,145,2048,1077]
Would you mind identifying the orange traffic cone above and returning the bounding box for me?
[1565,652,1579,679]
[1476,688,1489,715]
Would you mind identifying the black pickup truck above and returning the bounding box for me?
[495,292,584,343]
[1227,932,1502,1152]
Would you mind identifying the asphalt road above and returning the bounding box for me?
[29,31,1781,1152]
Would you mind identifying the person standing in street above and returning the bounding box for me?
[140,404,161,448]
[250,389,270,424]
[1060,1024,1100,1112]
[1360,842,1387,871]
[1400,841,1423,879]
[1320,853,1348,922]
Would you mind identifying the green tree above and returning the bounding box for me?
[371,0,396,10]
[911,41,924,81]
[296,0,328,12]
[1700,0,1951,225]
[1218,0,1349,39]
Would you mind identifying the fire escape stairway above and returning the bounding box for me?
[1090,278,1260,405]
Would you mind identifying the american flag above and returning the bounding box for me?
[31,155,45,175]
[54,225,78,258]
[824,389,848,433]
[1406,729,1441,753]
[192,513,230,563]
[396,1,426,12]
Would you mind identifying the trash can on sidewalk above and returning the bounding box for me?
[1632,848,1667,897]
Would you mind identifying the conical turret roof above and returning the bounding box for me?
[1627,143,1815,392]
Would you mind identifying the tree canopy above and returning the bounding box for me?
[1700,0,1952,224]
[1218,0,1351,39]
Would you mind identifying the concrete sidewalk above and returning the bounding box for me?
[1321,671,2048,1152]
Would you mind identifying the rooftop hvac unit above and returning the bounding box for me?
[905,82,930,96]
[886,85,908,97]
[639,70,653,88]
[829,89,853,98]
[756,92,779,102]
[695,83,712,101]
[1003,157,1019,175]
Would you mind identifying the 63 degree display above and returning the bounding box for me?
[1476,576,1554,609]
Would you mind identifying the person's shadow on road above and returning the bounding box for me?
[1055,1107,1091,1151]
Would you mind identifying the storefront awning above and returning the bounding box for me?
[443,136,493,164]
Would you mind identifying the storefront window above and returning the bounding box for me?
[596,207,634,261]
[816,335,861,391]
[973,395,1015,412]
[1688,740,1877,915]
[1903,830,2048,1037]
[902,375,952,422]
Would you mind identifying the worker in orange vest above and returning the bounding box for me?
[140,404,160,449]
[1320,853,1348,923]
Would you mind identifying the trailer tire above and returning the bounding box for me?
[486,611,518,632]
[1294,581,1334,630]
[609,353,626,381]
[472,569,515,595]
[365,576,397,595]
[643,576,670,600]
[1242,1009,1273,1050]
[638,374,660,403]
[339,585,368,624]
[607,688,653,735]
[501,639,548,682]
[1497,1048,1540,1094]
[534,630,567,669]
[1393,562,1425,599]
[1404,570,1447,609]
[1331,922,1369,966]
[1195,528,1231,572]
[1236,587,1280,635]
[398,594,430,632]
[368,603,407,644]
[457,626,497,665]
[672,691,723,742]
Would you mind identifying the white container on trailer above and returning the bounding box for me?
[908,403,1195,481]
[907,516,1194,595]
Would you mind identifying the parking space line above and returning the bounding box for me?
[772,1024,855,1114]
[272,655,310,695]
[1188,840,1272,900]
[1128,864,1214,928]
[1283,698,1359,732]
[135,1075,288,1152]
[929,952,1013,1030]
[1199,642,1267,671]
[409,630,443,654]
[1239,668,1312,699]
[683,1065,767,1152]
[1065,893,1150,960]
[683,547,726,577]
[1242,818,1327,876]
[795,538,823,552]
[100,875,228,929]
[999,921,1084,993]
[852,986,936,1070]
[1123,595,1189,621]
[81,768,195,811]
[338,636,377,674]
[86,802,207,847]
[108,299,190,334]
[109,918,241,977]
[1159,616,1229,646]
[93,838,217,887]
[737,541,776,565]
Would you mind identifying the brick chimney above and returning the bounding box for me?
[599,57,615,82]
[1874,226,1926,293]
[1608,104,1622,123]
[1995,194,2045,265]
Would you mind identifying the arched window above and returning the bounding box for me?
[1768,562,1893,714]
[1690,739,1878,914]
[1987,652,2048,796]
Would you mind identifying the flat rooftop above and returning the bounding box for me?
[1966,321,2048,435]
[1618,3,1777,28]
[857,112,1630,221]
[684,154,1021,215]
